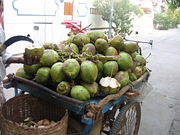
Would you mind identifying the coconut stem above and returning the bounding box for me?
[58,51,120,62]
[93,55,119,61]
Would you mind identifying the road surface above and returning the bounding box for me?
[130,28,180,135]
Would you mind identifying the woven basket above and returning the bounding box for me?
[0,94,68,135]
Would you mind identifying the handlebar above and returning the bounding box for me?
[124,38,153,56]
[3,35,34,48]
[124,38,153,47]
[0,35,34,55]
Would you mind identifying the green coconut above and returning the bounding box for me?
[134,54,146,66]
[64,43,79,54]
[143,66,147,72]
[94,60,104,73]
[134,66,143,78]
[40,49,59,67]
[56,81,71,95]
[109,35,124,51]
[129,72,137,82]
[95,38,109,53]
[105,47,118,56]
[109,87,120,94]
[82,43,96,55]
[43,42,54,49]
[103,61,118,77]
[100,87,110,96]
[57,43,65,52]
[100,77,120,95]
[123,42,138,53]
[50,62,65,83]
[131,52,139,59]
[62,59,80,79]
[16,67,34,79]
[43,42,59,51]
[87,31,107,42]
[71,85,90,101]
[24,47,44,60]
[101,87,119,95]
[82,82,99,97]
[66,35,75,44]
[35,67,51,85]
[115,71,130,88]
[72,33,90,46]
[23,64,41,75]
[117,52,134,70]
[80,60,98,83]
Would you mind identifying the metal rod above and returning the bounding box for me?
[124,38,153,46]
[89,27,113,30]
[108,0,114,38]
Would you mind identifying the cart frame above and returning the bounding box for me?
[3,71,150,135]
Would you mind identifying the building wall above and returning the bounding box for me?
[4,0,107,43]
[3,0,156,54]
[3,0,107,54]
[130,0,155,34]
[72,0,108,29]
[4,0,69,44]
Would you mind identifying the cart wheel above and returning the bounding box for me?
[109,101,141,135]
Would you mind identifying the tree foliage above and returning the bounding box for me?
[153,8,180,29]
[164,0,180,9]
[153,0,180,30]
[93,0,143,37]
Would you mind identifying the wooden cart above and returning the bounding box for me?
[3,71,150,135]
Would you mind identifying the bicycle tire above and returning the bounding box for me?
[109,101,141,135]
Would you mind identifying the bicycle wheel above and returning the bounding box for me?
[109,101,141,135]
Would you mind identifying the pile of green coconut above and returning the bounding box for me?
[16,31,147,101]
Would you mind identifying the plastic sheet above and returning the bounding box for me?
[128,82,153,102]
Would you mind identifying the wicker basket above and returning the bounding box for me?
[0,94,68,135]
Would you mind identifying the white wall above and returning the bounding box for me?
[4,0,70,54]
[4,0,71,54]
[3,0,108,54]
[72,0,108,29]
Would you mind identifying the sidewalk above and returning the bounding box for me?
[136,28,180,135]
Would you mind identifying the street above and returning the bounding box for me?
[3,28,180,135]
[130,28,180,135]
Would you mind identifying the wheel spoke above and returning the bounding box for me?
[117,104,139,135]
[109,102,141,135]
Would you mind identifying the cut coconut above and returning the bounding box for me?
[109,78,120,88]
[100,77,120,88]
[100,77,110,87]
[25,46,44,59]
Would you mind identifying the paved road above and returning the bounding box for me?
[3,28,180,135]
[128,28,180,135]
